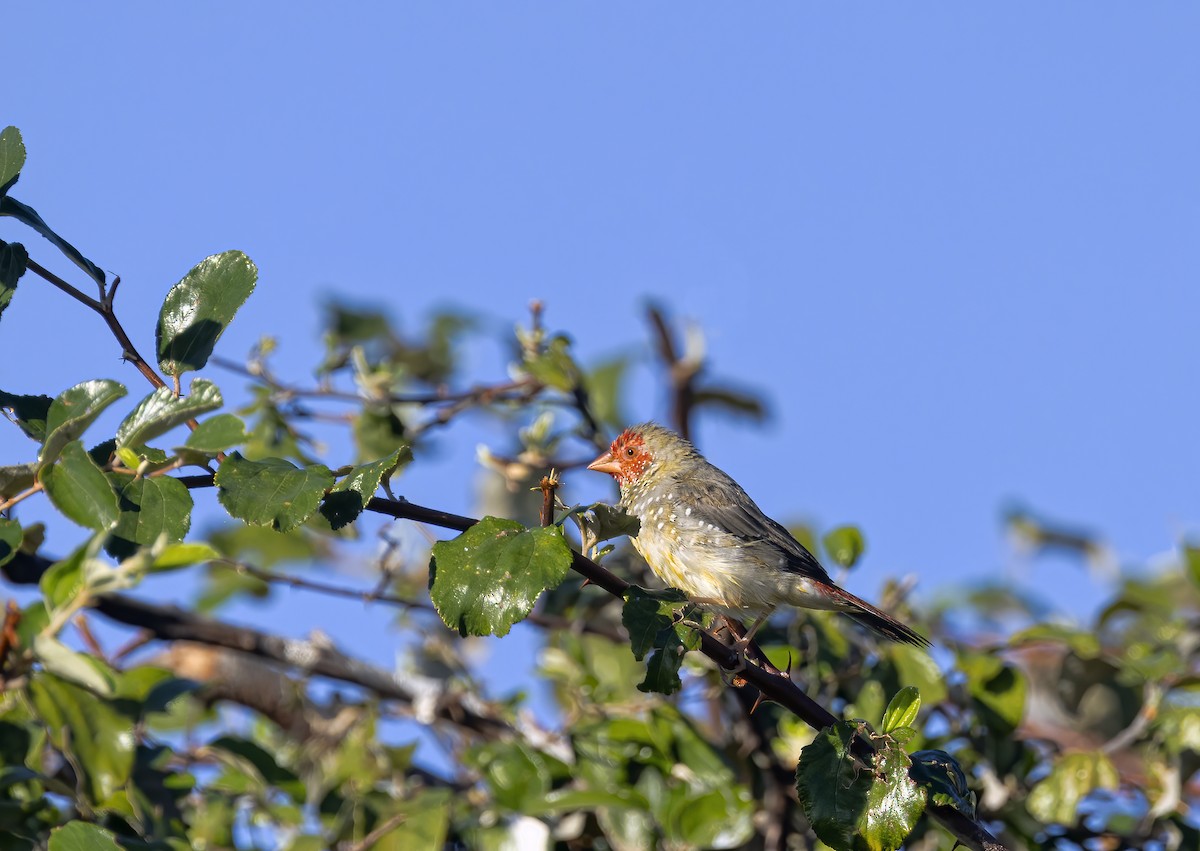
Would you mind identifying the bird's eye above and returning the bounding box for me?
[625,447,636,458]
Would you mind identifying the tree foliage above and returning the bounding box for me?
[1,125,1198,850]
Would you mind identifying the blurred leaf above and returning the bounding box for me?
[621,586,697,695]
[692,385,767,421]
[104,473,193,559]
[1185,545,1200,592]
[28,673,135,803]
[0,518,20,567]
[150,542,220,572]
[429,518,573,638]
[467,741,566,811]
[585,356,629,428]
[845,679,887,727]
[208,523,326,567]
[797,721,925,851]
[39,379,127,468]
[47,822,122,851]
[156,250,257,376]
[891,644,948,705]
[115,378,222,449]
[1155,706,1200,755]
[0,196,105,287]
[909,749,975,819]
[0,239,28,321]
[882,686,921,734]
[823,525,866,570]
[0,390,52,442]
[1009,623,1100,658]
[0,463,37,499]
[353,405,406,461]
[215,453,334,532]
[389,789,451,849]
[525,335,581,391]
[39,440,120,531]
[0,126,26,193]
[31,635,116,696]
[180,412,248,453]
[320,447,410,530]
[208,735,304,800]
[1026,751,1118,827]
[960,652,1026,732]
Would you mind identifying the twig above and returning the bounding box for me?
[539,471,559,527]
[0,482,42,513]
[340,811,408,851]
[647,305,701,441]
[28,259,167,390]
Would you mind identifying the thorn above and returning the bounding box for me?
[749,691,767,714]
[580,578,592,588]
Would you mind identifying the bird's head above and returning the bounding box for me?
[587,423,698,489]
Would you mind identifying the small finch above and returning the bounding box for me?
[588,423,929,648]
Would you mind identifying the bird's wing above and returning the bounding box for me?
[674,472,834,584]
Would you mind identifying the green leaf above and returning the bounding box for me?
[1185,545,1200,592]
[0,518,20,567]
[39,379,128,468]
[0,239,28,320]
[32,634,116,697]
[115,378,223,448]
[0,389,52,442]
[156,250,257,376]
[429,518,573,637]
[524,335,582,391]
[0,196,105,287]
[151,541,220,572]
[215,453,334,532]
[1026,750,1118,827]
[0,461,37,498]
[0,126,26,194]
[39,440,120,531]
[40,543,90,613]
[959,652,1026,732]
[320,447,410,529]
[48,821,123,851]
[796,721,925,851]
[881,686,921,734]
[621,586,698,695]
[823,525,866,569]
[208,735,304,799]
[353,404,406,461]
[909,750,975,818]
[104,473,194,559]
[29,673,135,803]
[181,412,248,453]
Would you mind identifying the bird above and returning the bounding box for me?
[587,423,929,649]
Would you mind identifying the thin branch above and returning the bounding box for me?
[340,811,408,851]
[27,260,167,390]
[647,304,701,441]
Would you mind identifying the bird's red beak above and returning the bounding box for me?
[587,450,621,477]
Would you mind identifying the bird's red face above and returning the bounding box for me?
[587,428,652,487]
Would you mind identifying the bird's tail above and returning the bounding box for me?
[825,585,930,647]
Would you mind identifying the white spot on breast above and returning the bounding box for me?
[657,522,664,530]
[685,507,692,516]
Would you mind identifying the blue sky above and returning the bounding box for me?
[3,4,1199,673]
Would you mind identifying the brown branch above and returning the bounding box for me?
[340,811,409,851]
[647,305,700,441]
[28,261,168,390]
[539,471,559,527]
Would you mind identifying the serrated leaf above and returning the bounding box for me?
[881,686,921,734]
[156,250,257,376]
[39,379,128,468]
[0,238,28,320]
[32,634,116,697]
[48,821,123,851]
[0,518,21,567]
[796,721,925,851]
[104,473,193,559]
[215,453,334,532]
[115,378,223,448]
[621,586,696,695]
[320,447,410,529]
[429,518,573,637]
[29,673,134,803]
[181,412,248,453]
[0,196,105,287]
[909,750,975,819]
[0,389,52,441]
[39,440,120,531]
[1026,751,1118,827]
[823,525,866,569]
[0,126,26,193]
